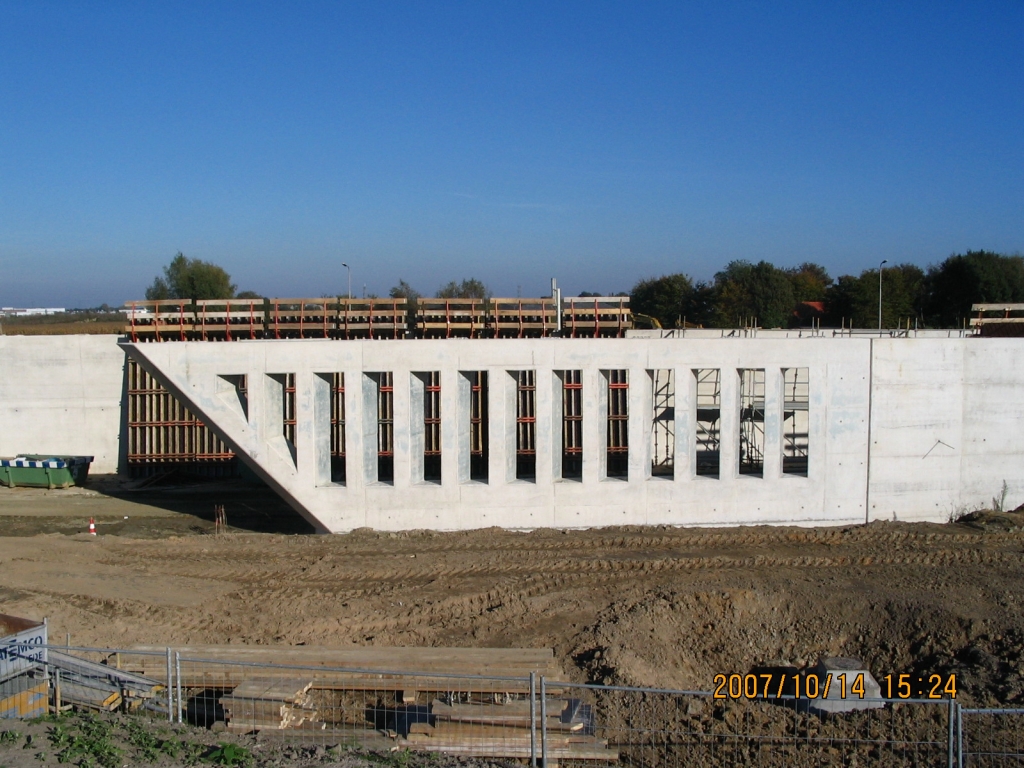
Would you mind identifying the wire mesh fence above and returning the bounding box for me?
[552,681,953,768]
[7,643,1024,767]
[959,708,1024,767]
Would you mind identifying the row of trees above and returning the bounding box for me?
[631,251,1024,329]
[146,250,1024,329]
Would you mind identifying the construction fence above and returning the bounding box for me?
[3,643,1023,766]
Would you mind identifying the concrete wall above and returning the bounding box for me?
[867,338,1024,522]
[1,334,1021,531]
[127,337,871,533]
[0,336,124,473]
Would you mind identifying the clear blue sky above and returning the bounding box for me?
[1,1,1022,307]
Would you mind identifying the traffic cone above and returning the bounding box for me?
[88,518,96,536]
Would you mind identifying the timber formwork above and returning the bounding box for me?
[125,360,347,478]
[124,296,630,340]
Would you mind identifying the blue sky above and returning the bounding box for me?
[1,1,1022,307]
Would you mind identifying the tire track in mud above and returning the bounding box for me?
[95,527,1024,584]
[223,547,1024,641]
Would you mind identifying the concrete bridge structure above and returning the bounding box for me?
[1,334,1020,534]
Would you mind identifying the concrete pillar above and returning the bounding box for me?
[583,367,603,485]
[720,368,739,481]
[454,370,471,484]
[312,373,332,486]
[360,373,378,484]
[344,369,365,493]
[676,368,695,481]
[440,366,456,487]
[763,367,783,480]
[628,367,651,482]
[548,370,565,481]
[494,370,514,484]
[536,368,552,487]
[409,373,426,483]
[392,368,411,488]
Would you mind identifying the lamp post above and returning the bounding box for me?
[878,259,888,331]
[341,262,351,301]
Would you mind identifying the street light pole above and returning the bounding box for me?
[341,262,351,301]
[878,259,888,332]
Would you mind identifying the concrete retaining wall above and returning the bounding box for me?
[0,336,124,474]
[0,334,1020,530]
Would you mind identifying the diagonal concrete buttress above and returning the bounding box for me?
[123,340,357,533]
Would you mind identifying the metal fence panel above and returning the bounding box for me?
[960,708,1024,767]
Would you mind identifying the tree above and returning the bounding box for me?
[436,278,489,299]
[924,251,1024,328]
[236,290,264,300]
[824,263,925,328]
[145,253,236,300]
[785,263,833,303]
[712,260,795,328]
[630,273,713,328]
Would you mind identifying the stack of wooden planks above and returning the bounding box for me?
[120,646,565,694]
[49,651,164,712]
[397,698,617,761]
[220,678,324,734]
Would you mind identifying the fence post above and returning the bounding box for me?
[165,647,173,723]
[540,675,548,765]
[948,697,955,768]
[175,652,183,724]
[530,671,537,768]
[956,703,963,768]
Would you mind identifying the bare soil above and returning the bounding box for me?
[1,478,1022,709]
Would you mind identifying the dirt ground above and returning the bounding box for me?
[1,476,1022,708]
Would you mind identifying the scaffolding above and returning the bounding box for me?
[606,370,628,479]
[124,295,631,340]
[783,367,809,476]
[515,371,537,480]
[694,369,721,477]
[561,371,584,479]
[376,372,395,483]
[419,372,441,483]
[738,369,765,476]
[125,359,236,478]
[467,372,488,481]
[651,370,674,478]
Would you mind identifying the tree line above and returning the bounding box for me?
[630,251,1024,329]
[146,249,1024,329]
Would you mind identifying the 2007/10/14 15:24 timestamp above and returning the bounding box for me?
[713,673,956,700]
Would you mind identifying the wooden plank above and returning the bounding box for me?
[396,738,617,760]
[228,678,312,702]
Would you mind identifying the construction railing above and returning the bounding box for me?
[124,296,631,340]
[5,644,1024,767]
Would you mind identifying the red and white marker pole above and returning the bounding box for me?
[88,518,96,536]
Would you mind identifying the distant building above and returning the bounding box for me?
[0,307,65,317]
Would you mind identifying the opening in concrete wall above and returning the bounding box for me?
[783,367,809,476]
[560,370,583,481]
[417,371,442,484]
[515,370,536,481]
[694,368,721,477]
[365,372,394,484]
[314,373,345,486]
[330,373,345,484]
[650,369,674,479]
[216,373,248,422]
[466,371,488,482]
[605,369,628,480]
[739,369,765,476]
[266,373,297,466]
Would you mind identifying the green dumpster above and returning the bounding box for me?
[0,455,93,489]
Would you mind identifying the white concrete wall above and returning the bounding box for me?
[2,334,1021,532]
[0,335,124,473]
[127,338,873,532]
